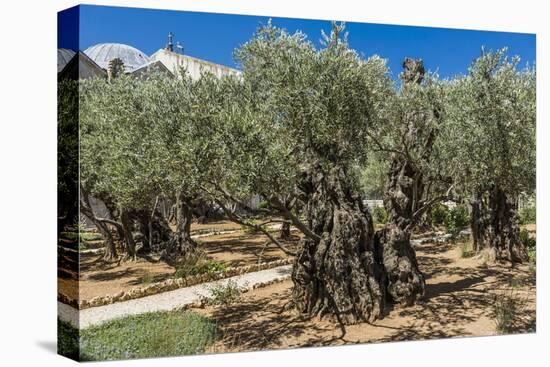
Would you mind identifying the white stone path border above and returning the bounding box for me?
[58,265,292,329]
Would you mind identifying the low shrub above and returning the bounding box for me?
[460,241,474,258]
[519,205,536,225]
[174,252,228,279]
[372,205,388,225]
[493,288,527,334]
[519,229,536,270]
[202,280,245,306]
[431,203,449,226]
[445,205,470,235]
[258,200,271,210]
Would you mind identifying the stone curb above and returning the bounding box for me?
[58,258,294,309]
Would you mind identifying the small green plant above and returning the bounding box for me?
[445,205,470,235]
[141,272,154,285]
[493,288,527,334]
[258,200,271,210]
[372,205,388,225]
[431,203,449,226]
[174,252,227,279]
[507,277,522,289]
[460,240,474,258]
[202,280,245,306]
[519,205,536,225]
[519,229,536,272]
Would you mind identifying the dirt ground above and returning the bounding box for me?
[197,239,536,352]
[58,220,300,301]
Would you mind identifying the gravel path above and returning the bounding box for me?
[58,265,292,329]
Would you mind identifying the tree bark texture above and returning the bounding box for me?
[376,157,426,306]
[161,193,197,262]
[470,187,527,263]
[291,164,386,324]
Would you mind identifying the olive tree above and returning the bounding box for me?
[439,49,535,263]
[366,58,449,305]
[224,21,395,324]
[80,72,200,260]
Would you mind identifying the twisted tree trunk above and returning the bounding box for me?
[470,187,527,263]
[120,209,137,260]
[291,164,386,325]
[162,193,197,262]
[375,157,425,306]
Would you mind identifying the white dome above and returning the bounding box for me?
[84,43,150,72]
[58,48,76,73]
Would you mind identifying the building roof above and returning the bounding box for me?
[58,51,107,81]
[150,49,241,81]
[58,48,76,73]
[84,43,151,72]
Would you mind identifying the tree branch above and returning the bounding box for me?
[268,195,321,243]
[213,198,297,256]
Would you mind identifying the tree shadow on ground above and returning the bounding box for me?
[86,268,141,282]
[209,288,331,351]
[415,241,455,255]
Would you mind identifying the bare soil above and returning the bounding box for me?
[58,220,299,301]
[197,238,536,352]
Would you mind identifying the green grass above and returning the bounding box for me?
[58,311,219,361]
[58,319,80,360]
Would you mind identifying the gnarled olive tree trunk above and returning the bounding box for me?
[161,193,197,262]
[120,209,137,260]
[470,186,527,263]
[292,164,386,324]
[375,157,425,306]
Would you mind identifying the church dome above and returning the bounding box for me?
[84,43,150,72]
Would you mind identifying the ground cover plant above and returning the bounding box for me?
[58,311,219,361]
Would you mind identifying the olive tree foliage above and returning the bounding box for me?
[359,152,388,200]
[438,48,535,262]
[229,21,396,324]
[58,79,79,232]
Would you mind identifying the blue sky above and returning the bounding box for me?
[59,4,536,79]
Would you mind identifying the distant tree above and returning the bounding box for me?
[80,72,200,261]
[439,49,535,263]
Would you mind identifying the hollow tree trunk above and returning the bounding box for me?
[376,157,425,306]
[291,164,386,325]
[470,187,527,263]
